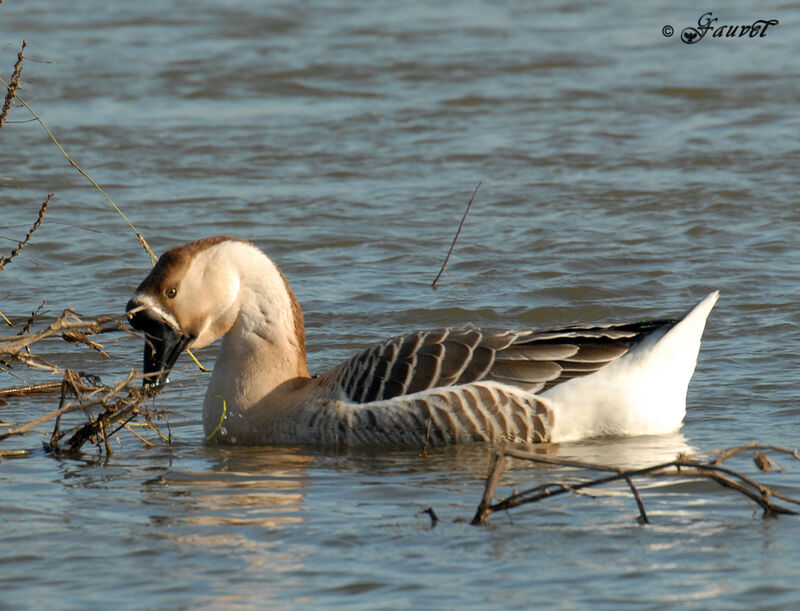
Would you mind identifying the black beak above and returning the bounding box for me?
[126,299,190,389]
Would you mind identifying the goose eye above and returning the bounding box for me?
[166,287,177,299]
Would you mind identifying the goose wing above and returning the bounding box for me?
[326,320,676,404]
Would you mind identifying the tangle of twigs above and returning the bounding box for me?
[0,308,164,455]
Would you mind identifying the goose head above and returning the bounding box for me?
[126,236,307,389]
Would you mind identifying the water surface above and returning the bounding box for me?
[2,1,799,608]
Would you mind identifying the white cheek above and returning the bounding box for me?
[182,258,242,347]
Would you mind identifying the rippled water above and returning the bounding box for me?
[2,1,800,608]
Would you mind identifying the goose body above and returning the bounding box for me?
[126,236,718,446]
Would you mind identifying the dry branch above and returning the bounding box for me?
[0,193,52,271]
[0,381,62,397]
[0,364,156,455]
[0,40,25,129]
[0,307,166,455]
[0,308,125,356]
[708,441,800,464]
[471,445,800,525]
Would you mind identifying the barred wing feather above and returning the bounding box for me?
[328,321,677,404]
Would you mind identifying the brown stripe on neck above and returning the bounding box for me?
[276,265,310,378]
[200,237,309,378]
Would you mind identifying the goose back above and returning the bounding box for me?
[325,320,677,404]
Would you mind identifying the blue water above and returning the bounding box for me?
[2,1,799,608]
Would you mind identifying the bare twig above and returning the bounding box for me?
[99,417,113,455]
[432,182,481,289]
[625,476,649,524]
[48,379,71,447]
[0,381,63,398]
[0,40,26,129]
[0,309,124,357]
[473,451,506,525]
[754,451,777,472]
[12,301,47,356]
[0,72,157,263]
[416,507,439,528]
[124,423,156,447]
[418,418,432,458]
[708,442,800,464]
[19,301,47,335]
[0,193,52,271]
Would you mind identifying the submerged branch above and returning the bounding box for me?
[471,445,800,525]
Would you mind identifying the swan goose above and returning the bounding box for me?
[126,236,718,446]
